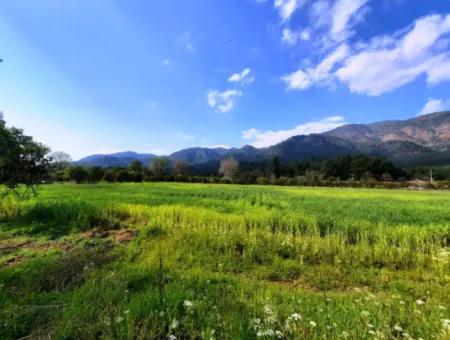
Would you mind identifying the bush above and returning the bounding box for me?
[256,177,267,185]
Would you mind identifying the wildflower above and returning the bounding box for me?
[170,319,179,330]
[290,313,301,321]
[115,316,124,323]
[368,330,376,335]
[264,305,274,315]
[341,331,349,338]
[415,299,425,305]
[438,305,447,310]
[393,325,403,332]
[168,335,177,340]
[399,300,405,305]
[442,319,450,330]
[368,323,375,328]
[275,330,283,338]
[183,300,193,309]
[402,332,410,338]
[361,310,370,317]
[309,320,317,328]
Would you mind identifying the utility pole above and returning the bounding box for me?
[430,168,433,183]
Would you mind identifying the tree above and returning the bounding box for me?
[0,113,50,196]
[149,157,170,178]
[103,170,117,182]
[69,166,88,184]
[270,156,281,179]
[219,157,239,181]
[49,151,72,171]
[172,160,189,177]
[129,160,144,182]
[88,166,105,184]
[129,160,143,173]
[116,169,131,182]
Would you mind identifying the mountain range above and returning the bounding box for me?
[77,111,450,169]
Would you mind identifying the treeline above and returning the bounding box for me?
[46,154,445,189]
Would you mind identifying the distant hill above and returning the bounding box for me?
[76,151,156,167]
[76,111,450,168]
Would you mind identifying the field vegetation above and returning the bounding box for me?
[0,183,449,339]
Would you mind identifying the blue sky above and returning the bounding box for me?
[1,0,450,159]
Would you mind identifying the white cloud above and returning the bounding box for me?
[160,59,171,66]
[331,0,369,42]
[281,28,310,46]
[176,132,196,140]
[283,44,349,90]
[177,32,196,53]
[228,68,255,86]
[282,14,450,95]
[275,0,306,21]
[203,144,232,149]
[242,116,347,147]
[417,98,450,116]
[336,14,450,95]
[207,89,242,113]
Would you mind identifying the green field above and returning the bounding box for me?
[0,183,449,339]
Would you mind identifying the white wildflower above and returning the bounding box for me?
[290,313,301,321]
[168,335,177,340]
[442,319,450,330]
[341,331,349,338]
[394,325,403,332]
[415,299,425,305]
[183,300,193,309]
[368,330,376,335]
[361,310,370,317]
[170,319,179,330]
[309,320,317,328]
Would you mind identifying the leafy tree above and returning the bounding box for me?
[116,169,131,182]
[129,160,143,172]
[129,160,144,182]
[103,170,117,183]
[219,157,239,181]
[0,113,50,196]
[69,166,88,184]
[88,166,105,184]
[173,160,189,177]
[149,157,170,178]
[270,156,281,179]
[49,151,72,171]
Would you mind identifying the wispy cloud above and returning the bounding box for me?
[207,90,242,113]
[336,14,450,95]
[207,68,254,113]
[283,44,349,90]
[417,98,450,116]
[274,0,306,21]
[242,116,346,147]
[176,132,196,140]
[282,13,450,95]
[331,0,369,42]
[281,28,310,46]
[228,68,255,86]
[177,32,196,53]
[160,59,171,66]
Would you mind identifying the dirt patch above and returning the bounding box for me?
[114,229,137,243]
[81,228,137,243]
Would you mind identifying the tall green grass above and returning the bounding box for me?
[0,183,449,339]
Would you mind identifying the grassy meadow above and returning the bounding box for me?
[0,183,449,339]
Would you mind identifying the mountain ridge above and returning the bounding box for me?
[76,111,450,168]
